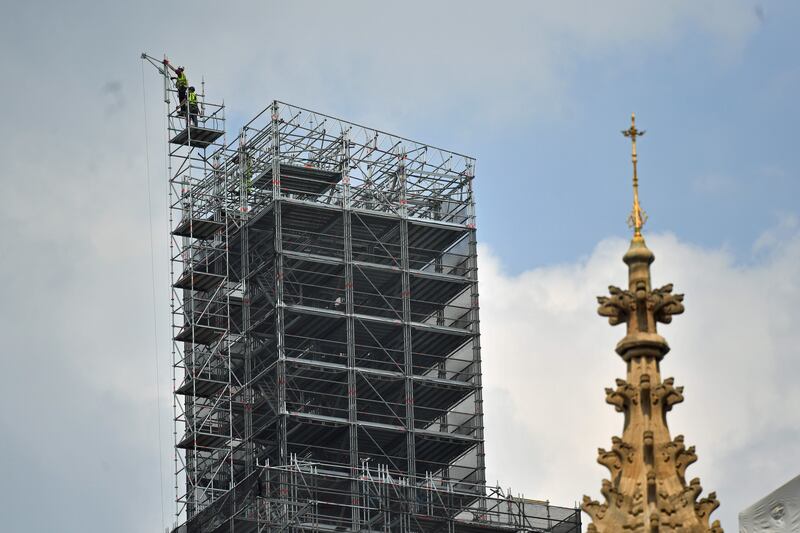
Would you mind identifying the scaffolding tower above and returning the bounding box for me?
[146,56,580,533]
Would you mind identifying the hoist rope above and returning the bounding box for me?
[141,57,167,532]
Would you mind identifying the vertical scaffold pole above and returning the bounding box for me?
[240,126,254,480]
[271,101,290,526]
[341,131,361,531]
[397,148,416,530]
[466,160,488,507]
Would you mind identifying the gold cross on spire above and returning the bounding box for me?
[622,113,647,238]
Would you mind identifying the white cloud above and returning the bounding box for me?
[753,212,799,252]
[217,0,759,126]
[479,229,800,531]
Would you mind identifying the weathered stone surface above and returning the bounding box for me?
[582,235,723,533]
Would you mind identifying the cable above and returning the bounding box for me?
[141,57,167,532]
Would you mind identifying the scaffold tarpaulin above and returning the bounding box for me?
[739,474,800,532]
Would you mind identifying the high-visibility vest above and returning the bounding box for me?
[188,91,197,105]
[177,72,188,88]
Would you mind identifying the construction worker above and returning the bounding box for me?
[163,59,188,102]
[187,86,199,126]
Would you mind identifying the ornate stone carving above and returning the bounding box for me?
[652,377,684,411]
[631,483,645,517]
[605,378,638,411]
[651,283,685,324]
[597,436,635,482]
[598,284,685,332]
[597,285,633,326]
[675,438,698,483]
[659,435,699,486]
[583,495,607,521]
[696,491,721,521]
[597,447,622,481]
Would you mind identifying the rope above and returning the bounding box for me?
[162,61,176,524]
[141,57,167,531]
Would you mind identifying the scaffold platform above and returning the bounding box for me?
[170,125,225,148]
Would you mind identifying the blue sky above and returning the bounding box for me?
[464,4,798,268]
[1,1,798,532]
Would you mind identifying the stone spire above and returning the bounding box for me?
[581,115,723,533]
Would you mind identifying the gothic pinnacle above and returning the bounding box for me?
[582,115,722,533]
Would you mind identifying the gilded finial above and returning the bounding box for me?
[622,113,646,238]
